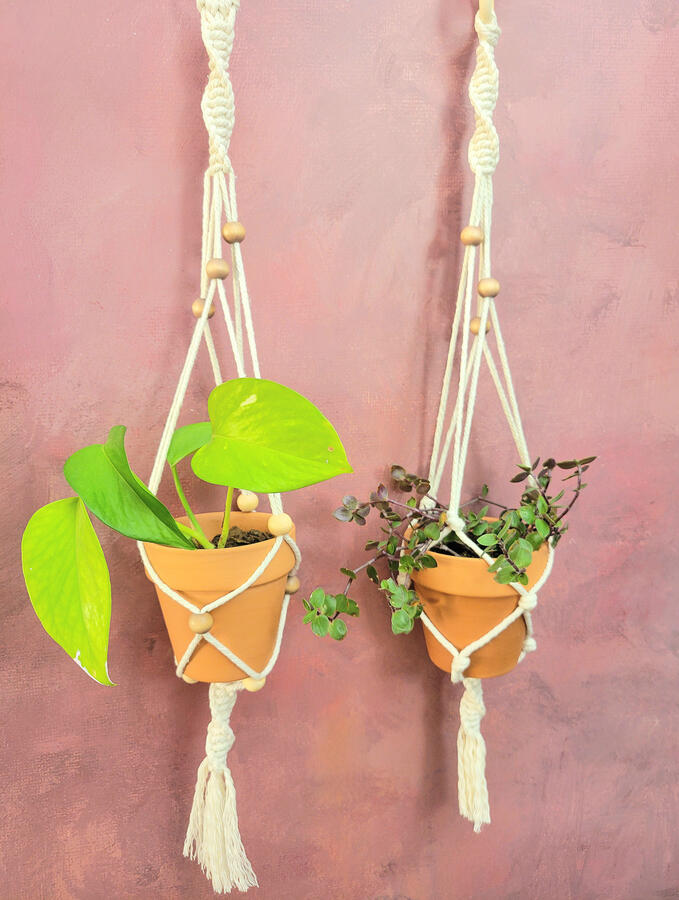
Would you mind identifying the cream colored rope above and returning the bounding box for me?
[415,9,555,832]
[135,1,299,890]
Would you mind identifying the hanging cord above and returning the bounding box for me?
[184,682,257,893]
[135,1,299,891]
[413,10,556,832]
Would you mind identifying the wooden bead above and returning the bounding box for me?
[188,611,214,634]
[192,297,215,319]
[222,221,246,244]
[206,258,230,280]
[478,277,500,298]
[182,673,198,684]
[470,316,491,335]
[460,225,484,246]
[285,575,301,595]
[267,513,293,536]
[236,491,259,512]
[242,676,266,692]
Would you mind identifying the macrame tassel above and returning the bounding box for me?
[184,682,258,893]
[457,677,491,832]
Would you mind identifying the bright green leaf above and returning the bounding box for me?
[191,377,352,492]
[391,609,413,634]
[509,538,533,569]
[22,498,114,685]
[535,518,550,539]
[309,587,326,608]
[167,421,212,467]
[322,594,337,617]
[329,619,348,641]
[64,426,192,549]
[423,522,440,541]
[311,614,330,637]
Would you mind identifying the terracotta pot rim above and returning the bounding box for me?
[145,510,288,557]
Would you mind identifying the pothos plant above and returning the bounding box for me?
[22,377,351,685]
[302,455,595,640]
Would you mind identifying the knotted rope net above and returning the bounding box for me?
[137,0,300,890]
[413,10,555,831]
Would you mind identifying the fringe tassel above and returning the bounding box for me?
[457,677,491,832]
[184,682,258,893]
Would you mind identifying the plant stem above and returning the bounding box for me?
[171,465,212,549]
[176,521,210,548]
[218,485,234,549]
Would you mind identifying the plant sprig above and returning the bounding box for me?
[302,455,596,641]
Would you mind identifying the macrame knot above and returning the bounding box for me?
[468,13,500,176]
[451,654,471,683]
[518,592,538,612]
[459,676,486,730]
[198,0,238,170]
[522,636,538,654]
[205,682,239,773]
[474,11,501,48]
[446,512,466,533]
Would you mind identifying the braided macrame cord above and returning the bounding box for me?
[136,0,300,891]
[411,10,556,832]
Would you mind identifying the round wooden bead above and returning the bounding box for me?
[222,221,246,244]
[478,277,500,298]
[188,611,214,634]
[460,225,484,246]
[236,491,259,512]
[267,513,293,536]
[182,673,198,684]
[206,258,231,280]
[242,676,266,692]
[285,575,301,595]
[470,316,491,335]
[192,297,215,319]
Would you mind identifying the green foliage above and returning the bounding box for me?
[192,377,352,492]
[22,498,114,685]
[23,377,352,684]
[64,426,193,549]
[167,421,212,467]
[302,454,596,643]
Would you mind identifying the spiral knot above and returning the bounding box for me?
[451,654,471,683]
[518,592,538,612]
[198,0,238,170]
[459,677,486,731]
[522,636,538,654]
[205,682,240,772]
[468,13,500,176]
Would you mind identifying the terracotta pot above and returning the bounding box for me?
[144,511,296,684]
[410,542,549,679]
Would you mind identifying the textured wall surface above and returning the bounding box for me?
[2,1,678,898]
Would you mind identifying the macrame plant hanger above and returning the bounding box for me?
[137,0,300,891]
[413,0,555,831]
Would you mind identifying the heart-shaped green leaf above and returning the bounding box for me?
[22,498,114,685]
[167,421,212,467]
[64,426,192,548]
[191,377,352,492]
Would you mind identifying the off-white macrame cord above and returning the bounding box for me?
[407,11,556,832]
[136,0,300,891]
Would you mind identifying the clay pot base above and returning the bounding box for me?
[144,511,296,683]
[412,544,549,678]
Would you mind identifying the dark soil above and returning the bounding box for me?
[207,526,273,549]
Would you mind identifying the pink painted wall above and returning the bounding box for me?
[2,1,678,897]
